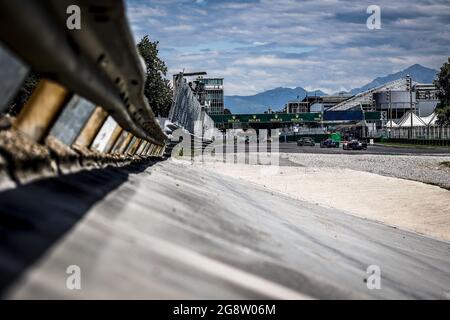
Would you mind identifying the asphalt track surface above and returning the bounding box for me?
[280,142,450,156]
[0,159,449,299]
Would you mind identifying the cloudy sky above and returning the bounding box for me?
[126,0,450,95]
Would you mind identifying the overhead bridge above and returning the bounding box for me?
[211,111,382,128]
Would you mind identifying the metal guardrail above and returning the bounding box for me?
[0,0,166,146]
[0,0,167,186]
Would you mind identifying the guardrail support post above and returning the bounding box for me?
[153,146,159,157]
[14,79,70,143]
[74,106,108,148]
[138,141,148,156]
[157,146,163,157]
[104,125,123,154]
[147,144,155,156]
[143,143,150,156]
[142,142,151,156]
[119,133,134,154]
[128,138,142,155]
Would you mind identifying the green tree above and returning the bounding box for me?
[434,57,450,126]
[137,35,173,117]
[223,108,232,115]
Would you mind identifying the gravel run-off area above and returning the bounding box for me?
[194,153,450,242]
[282,153,450,190]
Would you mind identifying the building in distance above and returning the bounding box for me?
[197,77,224,115]
[285,93,351,114]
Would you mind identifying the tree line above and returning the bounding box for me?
[434,57,450,126]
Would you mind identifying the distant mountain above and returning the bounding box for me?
[225,64,438,114]
[348,64,438,95]
[225,87,326,114]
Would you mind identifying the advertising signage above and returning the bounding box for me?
[211,112,380,124]
[210,113,322,124]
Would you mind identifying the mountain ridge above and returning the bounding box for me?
[224,64,438,114]
[348,64,438,95]
[224,87,326,114]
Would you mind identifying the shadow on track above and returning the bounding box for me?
[0,160,159,296]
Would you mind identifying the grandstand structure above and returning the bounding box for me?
[328,78,410,111]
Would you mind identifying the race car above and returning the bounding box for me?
[320,138,339,148]
[342,139,367,150]
[297,137,315,146]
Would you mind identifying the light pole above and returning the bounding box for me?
[406,75,413,139]
[387,87,392,138]
[359,102,366,138]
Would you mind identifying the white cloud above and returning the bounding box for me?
[163,24,195,32]
[233,55,301,67]
[126,0,450,95]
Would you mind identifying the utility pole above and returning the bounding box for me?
[359,102,366,138]
[387,88,392,138]
[405,75,412,139]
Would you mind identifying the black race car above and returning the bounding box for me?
[342,139,368,150]
[320,138,338,148]
[297,137,315,146]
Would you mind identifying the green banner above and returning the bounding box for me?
[211,113,322,124]
[211,111,379,124]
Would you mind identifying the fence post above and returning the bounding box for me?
[14,79,70,143]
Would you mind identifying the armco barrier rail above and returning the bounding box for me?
[0,1,167,187]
